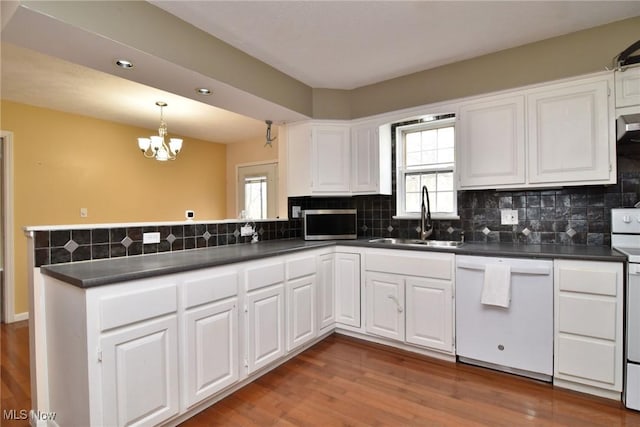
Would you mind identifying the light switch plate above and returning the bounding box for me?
[500,209,518,225]
[143,232,161,244]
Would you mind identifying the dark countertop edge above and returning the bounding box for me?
[40,240,336,288]
[40,239,626,289]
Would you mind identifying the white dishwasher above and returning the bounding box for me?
[456,255,553,381]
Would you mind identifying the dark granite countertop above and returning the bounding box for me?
[40,238,626,288]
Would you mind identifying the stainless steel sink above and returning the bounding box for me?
[368,238,463,248]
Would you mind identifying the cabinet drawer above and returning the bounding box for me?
[100,283,177,331]
[365,250,452,280]
[183,270,238,310]
[246,260,285,292]
[558,294,616,340]
[558,267,618,296]
[557,335,616,385]
[286,255,316,280]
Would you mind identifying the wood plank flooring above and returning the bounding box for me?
[2,322,640,426]
[1,320,31,427]
[182,335,640,426]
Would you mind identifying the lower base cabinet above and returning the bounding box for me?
[365,272,405,341]
[286,275,317,351]
[183,298,238,409]
[246,284,286,374]
[554,260,623,394]
[101,315,180,427]
[364,249,455,355]
[405,277,453,352]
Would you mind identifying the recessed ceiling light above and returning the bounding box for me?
[195,88,212,95]
[115,59,134,69]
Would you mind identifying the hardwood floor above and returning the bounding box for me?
[2,322,640,426]
[183,335,640,427]
[1,320,30,427]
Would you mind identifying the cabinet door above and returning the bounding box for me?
[615,67,640,108]
[405,277,453,353]
[458,95,526,188]
[335,253,361,327]
[286,276,317,351]
[183,298,238,409]
[246,284,285,374]
[365,272,404,341]
[286,122,312,197]
[101,316,179,427]
[528,78,613,184]
[317,254,336,331]
[351,125,379,193]
[554,260,623,392]
[311,125,351,193]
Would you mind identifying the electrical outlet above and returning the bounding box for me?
[241,225,254,237]
[500,209,518,225]
[143,232,161,244]
[80,207,88,218]
[292,206,301,218]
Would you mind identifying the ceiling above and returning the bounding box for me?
[2,1,640,144]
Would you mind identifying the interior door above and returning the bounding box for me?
[237,163,278,219]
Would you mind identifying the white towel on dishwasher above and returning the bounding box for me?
[481,263,512,308]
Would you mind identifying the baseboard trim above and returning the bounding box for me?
[11,312,29,322]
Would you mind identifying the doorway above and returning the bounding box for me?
[237,162,278,219]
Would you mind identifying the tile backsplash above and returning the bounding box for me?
[33,220,301,267]
[289,169,639,248]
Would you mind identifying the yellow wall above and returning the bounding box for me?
[1,101,227,314]
[225,135,279,219]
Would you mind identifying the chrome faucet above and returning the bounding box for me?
[420,185,433,240]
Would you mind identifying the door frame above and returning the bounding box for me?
[1,131,15,322]
[235,161,278,219]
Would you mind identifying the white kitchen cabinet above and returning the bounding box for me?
[245,259,286,374]
[456,72,615,190]
[286,120,391,196]
[182,269,239,409]
[101,315,180,427]
[365,272,405,341]
[335,252,361,327]
[350,122,392,195]
[245,284,286,374]
[528,77,614,185]
[615,66,640,108]
[312,124,351,193]
[183,299,238,409]
[286,275,317,351]
[405,277,453,352]
[458,95,526,188]
[554,260,623,397]
[317,253,336,332]
[285,254,318,352]
[364,249,455,354]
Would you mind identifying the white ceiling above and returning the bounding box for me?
[2,1,640,144]
[152,1,640,90]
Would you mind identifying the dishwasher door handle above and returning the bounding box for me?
[457,261,551,276]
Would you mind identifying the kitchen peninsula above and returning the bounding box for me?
[25,224,625,427]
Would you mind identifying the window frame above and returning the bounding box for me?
[394,118,459,220]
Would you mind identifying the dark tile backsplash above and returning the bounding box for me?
[33,220,301,267]
[289,170,639,248]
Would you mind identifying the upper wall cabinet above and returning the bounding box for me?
[457,72,615,190]
[528,77,613,185]
[615,66,640,108]
[458,95,526,188]
[286,120,391,196]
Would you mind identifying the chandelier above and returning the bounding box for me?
[137,101,183,161]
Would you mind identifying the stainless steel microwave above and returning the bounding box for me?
[302,209,357,240]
